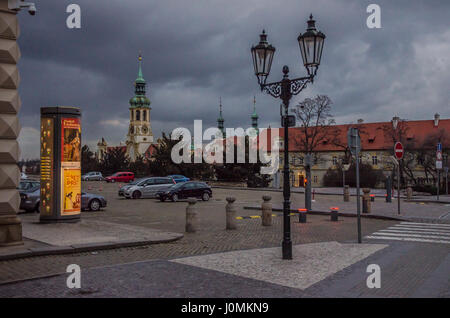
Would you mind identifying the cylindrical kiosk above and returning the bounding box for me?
[40,107,81,223]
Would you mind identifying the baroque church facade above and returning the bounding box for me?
[97,55,156,162]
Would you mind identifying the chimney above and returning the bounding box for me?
[392,116,399,129]
[434,113,440,127]
[357,119,364,124]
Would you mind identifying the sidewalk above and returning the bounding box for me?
[0,214,183,261]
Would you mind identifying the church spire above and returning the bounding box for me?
[217,97,225,138]
[251,96,259,134]
[130,52,151,108]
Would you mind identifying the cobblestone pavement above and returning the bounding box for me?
[1,182,448,297]
[0,215,396,285]
[0,240,448,297]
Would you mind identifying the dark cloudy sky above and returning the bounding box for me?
[17,0,450,159]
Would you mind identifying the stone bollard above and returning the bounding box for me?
[185,198,197,233]
[226,197,237,230]
[406,187,413,200]
[362,188,371,213]
[344,185,350,202]
[261,195,272,226]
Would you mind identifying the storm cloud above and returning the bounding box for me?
[17,0,450,159]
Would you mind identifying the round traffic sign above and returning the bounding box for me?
[437,151,442,161]
[394,142,404,160]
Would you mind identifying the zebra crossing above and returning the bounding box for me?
[365,222,450,245]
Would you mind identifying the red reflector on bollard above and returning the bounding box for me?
[330,207,339,211]
[298,208,307,213]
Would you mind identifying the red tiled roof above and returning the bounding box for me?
[276,118,450,152]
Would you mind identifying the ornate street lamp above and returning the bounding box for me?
[251,15,325,260]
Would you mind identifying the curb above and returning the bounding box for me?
[212,186,405,198]
[0,235,183,262]
[243,206,404,221]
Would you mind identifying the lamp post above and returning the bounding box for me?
[251,14,325,259]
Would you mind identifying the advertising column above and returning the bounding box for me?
[40,107,81,223]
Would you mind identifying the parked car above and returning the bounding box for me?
[157,181,212,202]
[19,184,41,213]
[166,174,190,183]
[119,177,175,199]
[104,172,135,183]
[81,171,104,181]
[18,179,40,191]
[20,185,107,212]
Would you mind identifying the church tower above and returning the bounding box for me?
[126,53,153,161]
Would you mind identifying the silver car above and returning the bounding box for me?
[120,177,175,199]
[81,171,104,181]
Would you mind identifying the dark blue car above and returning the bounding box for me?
[167,175,190,183]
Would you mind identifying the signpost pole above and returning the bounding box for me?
[356,146,361,243]
[397,162,401,215]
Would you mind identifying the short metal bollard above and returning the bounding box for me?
[362,188,371,213]
[226,197,237,230]
[370,194,375,202]
[330,207,339,221]
[261,195,272,226]
[185,198,197,233]
[298,208,307,223]
[362,198,368,214]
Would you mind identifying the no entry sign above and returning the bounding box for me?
[394,142,404,160]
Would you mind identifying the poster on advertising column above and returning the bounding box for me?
[60,118,81,215]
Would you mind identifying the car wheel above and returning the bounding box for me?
[160,196,166,202]
[89,199,101,211]
[202,192,210,201]
[132,191,142,199]
[171,194,178,202]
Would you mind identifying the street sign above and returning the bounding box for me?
[437,142,442,151]
[394,142,404,160]
[437,149,443,170]
[347,127,361,156]
[281,115,296,127]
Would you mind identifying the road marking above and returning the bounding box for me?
[387,227,450,234]
[365,236,450,244]
[400,222,450,228]
[379,229,450,237]
[371,232,450,240]
[366,222,450,245]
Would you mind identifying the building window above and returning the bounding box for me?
[313,176,318,183]
[136,110,141,121]
[372,155,378,165]
[332,156,337,165]
[359,155,362,163]
[143,110,147,121]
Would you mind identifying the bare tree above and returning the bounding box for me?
[291,95,339,154]
[291,95,338,210]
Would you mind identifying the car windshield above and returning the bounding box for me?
[128,178,143,185]
[171,182,188,189]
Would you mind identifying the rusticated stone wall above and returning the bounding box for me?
[0,1,22,246]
